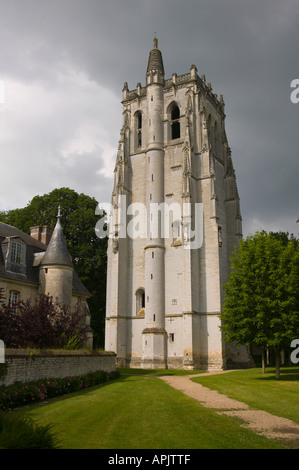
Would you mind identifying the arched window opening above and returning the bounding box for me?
[171,105,180,139]
[135,111,142,148]
[172,220,182,244]
[172,106,180,120]
[136,288,145,314]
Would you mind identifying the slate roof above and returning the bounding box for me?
[0,221,90,297]
[0,222,46,284]
[41,216,73,268]
[0,222,46,250]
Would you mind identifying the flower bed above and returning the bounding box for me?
[0,370,120,411]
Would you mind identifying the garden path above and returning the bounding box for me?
[159,370,299,447]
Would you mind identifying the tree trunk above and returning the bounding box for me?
[261,350,265,374]
[266,348,270,365]
[275,349,280,380]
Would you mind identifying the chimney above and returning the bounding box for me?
[30,225,53,245]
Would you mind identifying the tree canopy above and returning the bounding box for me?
[0,188,107,347]
[221,231,299,379]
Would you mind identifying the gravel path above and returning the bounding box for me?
[160,371,299,446]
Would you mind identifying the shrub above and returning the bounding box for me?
[0,370,120,411]
[0,412,59,449]
[0,289,86,349]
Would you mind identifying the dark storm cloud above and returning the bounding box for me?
[0,0,298,236]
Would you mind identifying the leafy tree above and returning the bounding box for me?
[0,188,107,347]
[221,231,299,379]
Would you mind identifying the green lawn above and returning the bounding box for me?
[16,370,288,449]
[117,367,204,376]
[192,367,299,425]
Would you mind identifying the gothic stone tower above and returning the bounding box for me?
[105,38,251,369]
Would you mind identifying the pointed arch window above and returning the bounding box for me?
[135,111,142,149]
[136,288,145,314]
[171,105,180,139]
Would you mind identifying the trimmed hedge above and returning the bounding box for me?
[0,370,120,411]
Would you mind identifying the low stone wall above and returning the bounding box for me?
[0,349,116,386]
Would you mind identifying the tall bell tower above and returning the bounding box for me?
[105,38,252,370]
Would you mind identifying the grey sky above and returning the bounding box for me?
[0,0,298,237]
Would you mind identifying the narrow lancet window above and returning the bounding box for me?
[136,111,142,148]
[172,220,181,243]
[136,288,145,314]
[171,105,180,139]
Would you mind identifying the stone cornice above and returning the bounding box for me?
[122,72,225,118]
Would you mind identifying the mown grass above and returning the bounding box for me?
[14,370,286,449]
[117,367,204,376]
[192,367,299,424]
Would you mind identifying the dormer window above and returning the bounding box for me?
[10,241,22,264]
[5,237,26,276]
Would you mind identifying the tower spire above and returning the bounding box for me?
[146,36,164,83]
[41,206,72,267]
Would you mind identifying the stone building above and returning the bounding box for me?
[0,209,92,346]
[105,38,251,369]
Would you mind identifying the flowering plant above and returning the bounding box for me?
[0,370,119,411]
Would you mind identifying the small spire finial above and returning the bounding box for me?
[57,206,61,218]
[153,34,158,49]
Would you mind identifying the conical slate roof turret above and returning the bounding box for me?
[41,207,73,267]
[146,36,164,76]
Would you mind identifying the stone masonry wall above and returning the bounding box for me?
[0,351,116,386]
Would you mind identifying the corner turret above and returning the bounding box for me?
[40,207,73,307]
